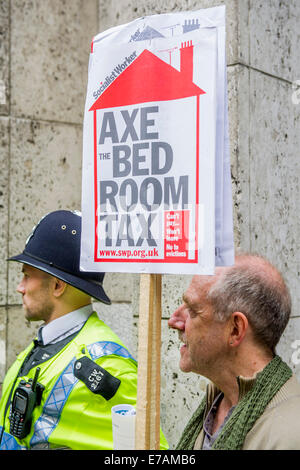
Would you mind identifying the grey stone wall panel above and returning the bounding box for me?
[277,316,300,377]
[0,117,9,306]
[0,0,9,115]
[249,0,300,82]
[162,274,192,320]
[227,64,251,252]
[10,0,98,123]
[249,70,300,315]
[103,272,137,303]
[8,118,83,304]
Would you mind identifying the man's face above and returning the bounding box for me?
[17,264,55,323]
[168,274,228,376]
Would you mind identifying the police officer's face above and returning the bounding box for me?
[17,264,55,323]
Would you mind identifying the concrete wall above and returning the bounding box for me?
[0,0,299,449]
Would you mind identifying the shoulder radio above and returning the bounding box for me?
[9,367,44,439]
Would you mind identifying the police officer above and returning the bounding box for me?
[0,210,167,450]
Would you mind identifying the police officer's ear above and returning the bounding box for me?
[52,277,67,298]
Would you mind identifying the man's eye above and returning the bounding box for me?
[187,306,196,317]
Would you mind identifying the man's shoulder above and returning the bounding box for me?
[243,375,300,450]
[83,311,120,340]
[267,374,300,408]
[255,375,300,422]
[83,312,137,364]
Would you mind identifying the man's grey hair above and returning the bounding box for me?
[207,254,291,353]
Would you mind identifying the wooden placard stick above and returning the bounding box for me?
[135,273,162,450]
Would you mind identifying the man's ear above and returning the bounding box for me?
[52,278,67,298]
[228,312,249,347]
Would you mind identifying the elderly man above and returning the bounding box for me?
[168,254,300,450]
[0,210,167,450]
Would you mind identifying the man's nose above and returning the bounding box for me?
[168,304,186,331]
[17,280,25,294]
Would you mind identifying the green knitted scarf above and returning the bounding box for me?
[176,355,292,450]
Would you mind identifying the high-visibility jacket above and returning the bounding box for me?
[0,312,168,450]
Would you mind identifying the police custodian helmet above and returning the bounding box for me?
[8,210,111,304]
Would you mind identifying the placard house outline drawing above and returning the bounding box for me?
[89,41,206,264]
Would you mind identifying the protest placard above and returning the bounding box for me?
[80,6,234,449]
[80,5,234,276]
